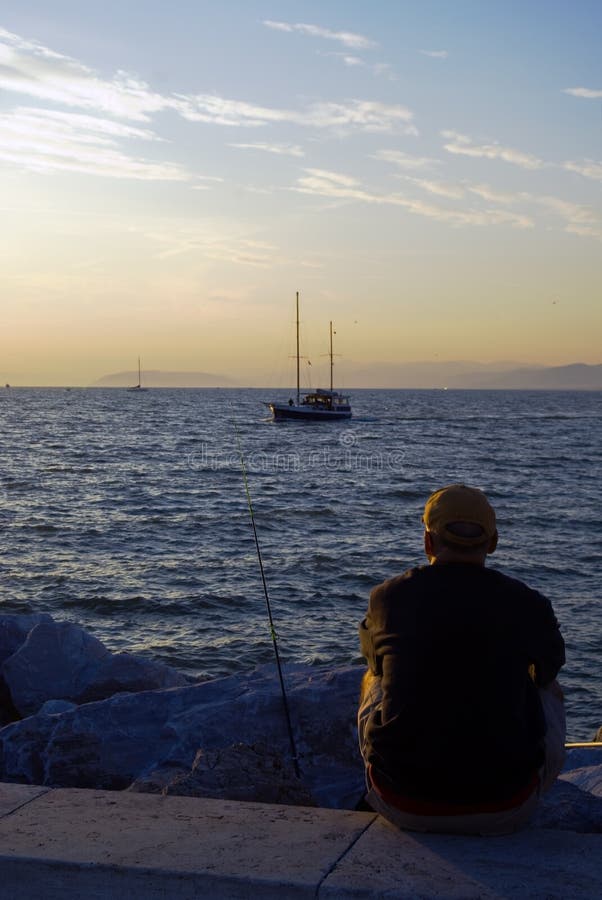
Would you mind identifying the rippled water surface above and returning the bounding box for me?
[0,387,600,739]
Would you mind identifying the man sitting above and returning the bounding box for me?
[358,484,565,835]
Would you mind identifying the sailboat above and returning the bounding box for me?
[127,357,148,392]
[268,293,352,421]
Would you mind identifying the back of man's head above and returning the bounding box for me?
[423,484,498,558]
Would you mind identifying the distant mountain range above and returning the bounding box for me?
[340,362,602,390]
[93,363,602,390]
[93,370,237,388]
[445,363,602,390]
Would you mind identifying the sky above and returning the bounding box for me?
[1,1,600,386]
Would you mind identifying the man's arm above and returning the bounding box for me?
[359,615,378,674]
[529,592,565,687]
[359,583,387,676]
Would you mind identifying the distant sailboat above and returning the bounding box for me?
[127,357,148,392]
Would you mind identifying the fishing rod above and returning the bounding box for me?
[233,419,301,779]
[565,741,602,749]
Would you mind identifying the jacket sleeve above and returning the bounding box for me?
[359,616,378,674]
[359,582,387,676]
[529,591,565,686]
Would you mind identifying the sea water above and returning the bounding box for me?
[0,387,600,740]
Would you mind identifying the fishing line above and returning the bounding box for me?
[232,417,301,779]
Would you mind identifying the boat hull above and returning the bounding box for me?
[270,403,351,421]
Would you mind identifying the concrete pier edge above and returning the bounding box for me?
[0,783,600,899]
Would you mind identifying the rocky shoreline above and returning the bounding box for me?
[0,613,600,830]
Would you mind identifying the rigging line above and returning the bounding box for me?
[232,415,301,779]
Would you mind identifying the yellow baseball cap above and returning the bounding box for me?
[423,484,497,546]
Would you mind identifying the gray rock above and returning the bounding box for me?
[2,620,109,717]
[125,762,193,795]
[0,614,54,667]
[152,741,317,807]
[0,614,55,726]
[0,713,56,785]
[564,746,602,772]
[0,664,365,806]
[2,617,188,717]
[534,779,602,832]
[75,651,188,703]
[560,764,602,798]
[39,700,78,716]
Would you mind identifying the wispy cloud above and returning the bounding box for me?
[441,130,543,170]
[293,168,534,229]
[262,20,376,49]
[172,95,292,127]
[229,142,304,157]
[468,183,600,236]
[563,159,602,181]
[564,223,602,240]
[3,106,159,141]
[143,225,280,266]
[329,53,366,67]
[401,197,533,231]
[171,94,415,133]
[0,27,171,122]
[420,49,448,59]
[295,168,602,239]
[0,25,416,184]
[401,176,464,199]
[1,27,409,140]
[342,55,364,67]
[191,176,225,190]
[466,183,602,240]
[321,52,397,80]
[308,100,414,133]
[467,184,527,205]
[302,168,363,189]
[563,86,602,99]
[536,195,598,226]
[261,20,293,34]
[0,106,188,180]
[373,149,439,170]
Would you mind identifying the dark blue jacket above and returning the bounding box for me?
[359,563,565,804]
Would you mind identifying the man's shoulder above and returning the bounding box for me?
[375,563,509,590]
[373,564,546,602]
[372,566,428,598]
[482,566,548,601]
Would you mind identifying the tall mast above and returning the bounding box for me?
[138,356,141,388]
[329,321,334,392]
[296,291,300,405]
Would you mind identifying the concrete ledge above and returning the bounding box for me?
[0,784,599,899]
